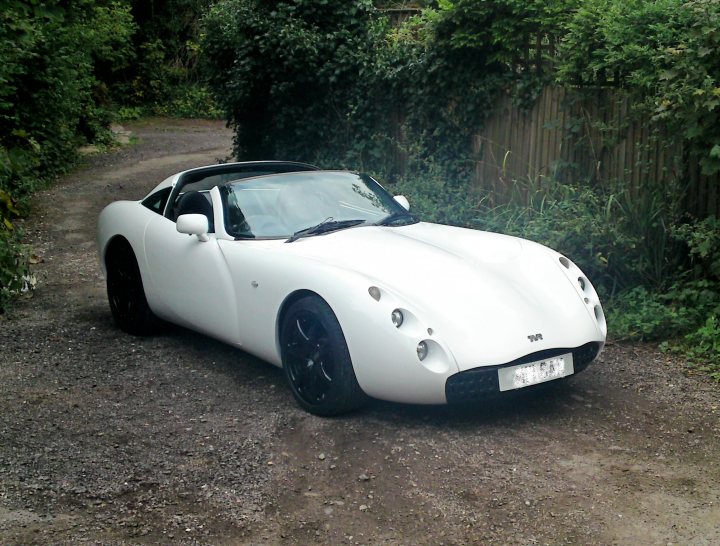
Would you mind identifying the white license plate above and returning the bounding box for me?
[498,353,574,391]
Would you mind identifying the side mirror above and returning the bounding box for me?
[177,214,210,242]
[393,195,410,211]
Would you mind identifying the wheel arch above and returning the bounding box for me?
[102,235,135,272]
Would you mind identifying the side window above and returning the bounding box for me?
[141,187,172,215]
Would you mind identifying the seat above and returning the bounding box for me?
[175,191,214,232]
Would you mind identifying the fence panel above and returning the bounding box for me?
[472,86,720,218]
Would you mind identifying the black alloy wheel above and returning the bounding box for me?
[281,296,366,416]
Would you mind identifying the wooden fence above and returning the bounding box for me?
[472,86,720,218]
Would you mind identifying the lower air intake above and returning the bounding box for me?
[445,342,601,404]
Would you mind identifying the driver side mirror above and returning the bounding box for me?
[393,195,410,211]
[177,214,210,242]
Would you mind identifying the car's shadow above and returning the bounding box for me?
[91,307,602,429]
[364,379,583,429]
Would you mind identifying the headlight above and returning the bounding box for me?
[391,309,404,328]
[416,341,428,361]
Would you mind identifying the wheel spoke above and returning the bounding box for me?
[294,318,318,351]
[296,317,311,341]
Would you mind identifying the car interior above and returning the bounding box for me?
[174,191,214,232]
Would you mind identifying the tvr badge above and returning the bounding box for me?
[527,333,543,342]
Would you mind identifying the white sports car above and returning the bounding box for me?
[97,161,606,415]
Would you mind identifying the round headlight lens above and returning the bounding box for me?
[416,341,428,361]
[391,309,404,328]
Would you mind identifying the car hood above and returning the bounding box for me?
[281,222,603,369]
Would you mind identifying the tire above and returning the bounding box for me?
[105,239,158,336]
[280,295,367,416]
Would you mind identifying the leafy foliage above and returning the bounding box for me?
[113,1,220,118]
[607,281,720,341]
[201,0,579,169]
[0,228,34,313]
[556,0,720,174]
[673,216,720,280]
[673,315,720,382]
[202,0,384,160]
[0,0,135,312]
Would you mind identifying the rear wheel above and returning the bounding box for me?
[105,239,157,336]
[280,296,366,416]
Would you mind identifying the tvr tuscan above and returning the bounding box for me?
[97,161,606,415]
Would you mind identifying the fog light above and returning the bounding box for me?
[416,341,428,361]
[391,309,404,328]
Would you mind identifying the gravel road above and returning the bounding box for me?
[1,119,719,545]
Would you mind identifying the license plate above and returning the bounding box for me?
[498,353,574,391]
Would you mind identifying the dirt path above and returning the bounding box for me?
[1,119,718,545]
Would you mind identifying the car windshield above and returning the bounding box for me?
[221,171,414,239]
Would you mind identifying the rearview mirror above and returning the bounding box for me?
[393,195,410,211]
[177,214,209,242]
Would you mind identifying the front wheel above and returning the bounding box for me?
[280,296,366,416]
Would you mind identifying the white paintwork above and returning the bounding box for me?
[98,166,606,405]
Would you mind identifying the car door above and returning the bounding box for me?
[143,202,241,346]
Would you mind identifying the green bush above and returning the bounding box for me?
[200,0,574,168]
[389,165,487,227]
[0,229,34,313]
[557,0,720,174]
[147,84,223,119]
[606,281,720,341]
[202,0,385,160]
[0,1,135,313]
[674,316,720,382]
[673,216,720,280]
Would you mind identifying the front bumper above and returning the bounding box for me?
[445,342,601,403]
